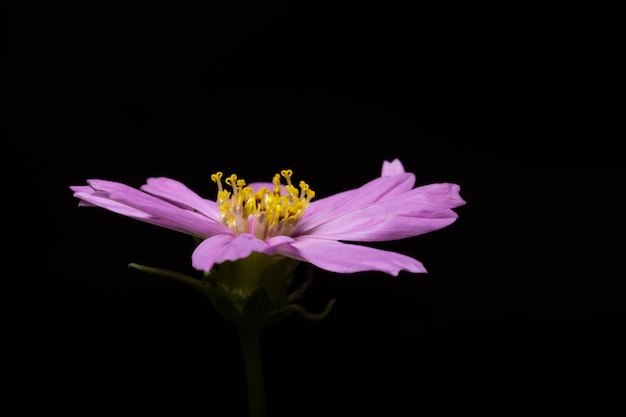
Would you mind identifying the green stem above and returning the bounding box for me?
[237,324,266,417]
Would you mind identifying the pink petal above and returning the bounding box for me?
[303,213,458,242]
[72,188,164,219]
[191,233,293,272]
[381,158,406,176]
[299,183,465,241]
[72,188,204,235]
[140,177,219,219]
[70,185,95,193]
[407,183,466,208]
[73,180,228,238]
[282,237,427,276]
[297,172,416,232]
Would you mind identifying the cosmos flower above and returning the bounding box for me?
[70,159,465,277]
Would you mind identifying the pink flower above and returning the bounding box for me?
[70,159,465,276]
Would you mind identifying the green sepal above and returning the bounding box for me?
[129,258,336,326]
[286,264,315,304]
[270,298,336,323]
[200,270,238,322]
[128,263,203,293]
[242,287,271,321]
[206,290,238,322]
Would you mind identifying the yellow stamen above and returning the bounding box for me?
[211,172,223,193]
[211,169,314,240]
[281,169,293,185]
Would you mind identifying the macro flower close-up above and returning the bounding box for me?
[6,2,623,415]
[0,0,626,417]
[69,158,465,416]
[70,158,465,278]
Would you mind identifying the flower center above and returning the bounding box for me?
[211,169,315,240]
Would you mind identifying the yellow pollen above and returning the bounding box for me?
[211,172,224,192]
[281,169,293,185]
[211,169,314,240]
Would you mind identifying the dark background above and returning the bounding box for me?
[5,2,625,416]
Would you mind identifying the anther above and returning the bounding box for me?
[211,172,224,192]
[281,169,293,187]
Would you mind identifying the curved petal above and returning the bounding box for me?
[73,180,229,238]
[140,177,219,219]
[303,213,458,242]
[72,187,175,223]
[296,171,416,233]
[280,237,427,276]
[381,158,406,176]
[407,183,466,208]
[191,233,294,272]
[299,183,465,241]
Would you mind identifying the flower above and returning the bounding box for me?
[70,159,465,277]
[70,158,466,417]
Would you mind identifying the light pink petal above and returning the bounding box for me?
[70,185,95,193]
[73,180,229,238]
[72,188,166,219]
[280,237,427,276]
[140,177,219,219]
[296,172,416,232]
[381,158,406,176]
[73,188,200,233]
[72,185,191,234]
[302,213,458,242]
[108,199,225,238]
[192,234,238,271]
[298,183,465,241]
[266,235,297,246]
[191,233,293,272]
[71,186,106,208]
[407,183,466,208]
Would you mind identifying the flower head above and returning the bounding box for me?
[71,159,465,277]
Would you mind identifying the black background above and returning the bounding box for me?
[5,2,625,416]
